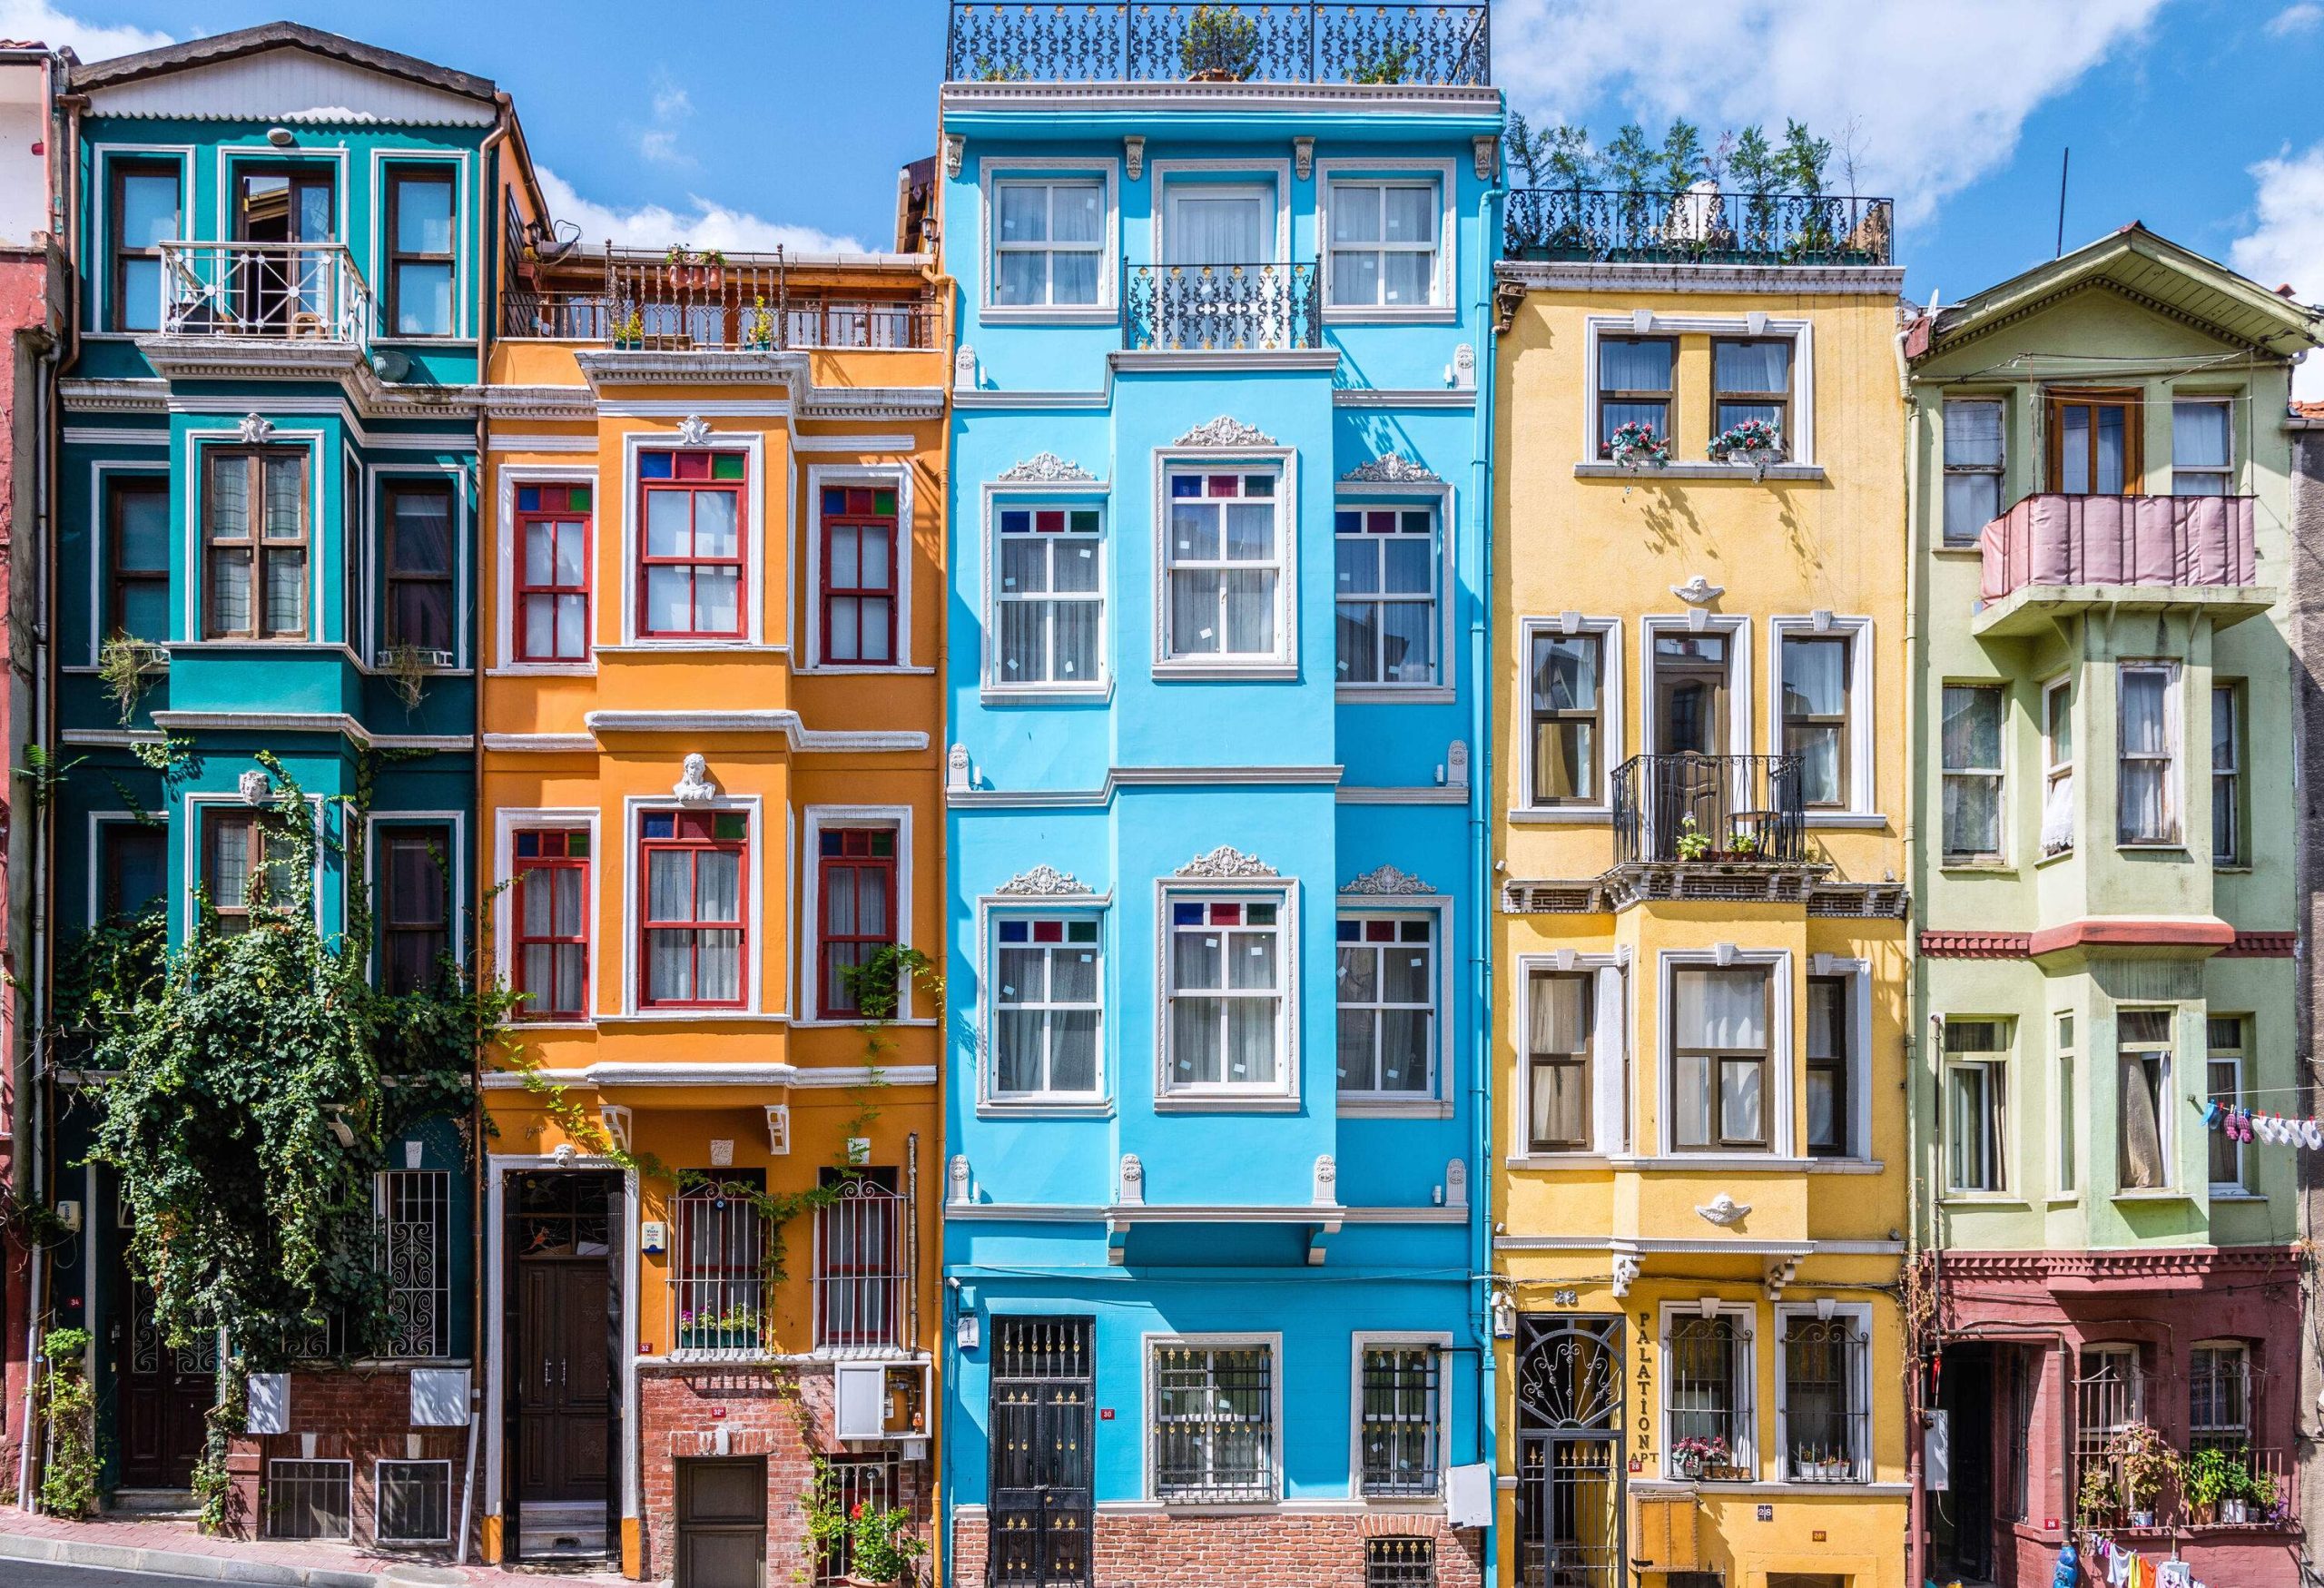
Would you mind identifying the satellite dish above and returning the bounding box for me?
[372,349,411,383]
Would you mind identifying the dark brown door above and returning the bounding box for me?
[516,1258,613,1504]
[675,1457,766,1588]
[116,1281,213,1488]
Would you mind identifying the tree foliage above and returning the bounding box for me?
[1506,115,1849,196]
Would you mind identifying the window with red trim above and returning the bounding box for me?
[515,483,592,662]
[821,485,898,665]
[637,449,745,640]
[818,827,896,1018]
[640,809,746,1007]
[514,827,589,1019]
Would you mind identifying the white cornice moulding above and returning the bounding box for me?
[482,733,596,753]
[1495,259,1907,297]
[580,710,929,753]
[948,764,1344,807]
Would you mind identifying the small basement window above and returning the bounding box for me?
[375,1458,452,1544]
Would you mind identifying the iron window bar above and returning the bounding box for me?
[672,1181,767,1361]
[814,1177,906,1354]
[1360,1346,1443,1496]
[1780,1316,1869,1482]
[1153,1344,1275,1503]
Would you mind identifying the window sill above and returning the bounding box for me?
[2112,1188,2195,1203]
[1336,685,1453,705]
[802,664,936,676]
[978,1100,1115,1119]
[2116,843,2190,855]
[1805,813,1889,830]
[599,642,783,655]
[1610,1153,1807,1171]
[1934,544,1984,557]
[1939,859,2015,874]
[488,663,598,677]
[510,1020,596,1031]
[1321,305,1458,326]
[1940,1193,2030,1208]
[2209,1189,2267,1202]
[1338,1098,1452,1119]
[980,682,1113,705]
[1571,460,1826,482]
[1506,1151,1611,1168]
[2035,847,2073,869]
[2043,1195,2081,1207]
[793,1016,940,1030]
[1153,1093,1302,1113]
[1805,1158,1886,1174]
[1508,806,1612,824]
[596,1011,787,1025]
[979,304,1118,326]
[2213,863,2253,874]
[1153,660,1298,682]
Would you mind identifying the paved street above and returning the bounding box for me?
[4,1563,226,1588]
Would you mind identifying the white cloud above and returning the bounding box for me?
[2230,143,2324,398]
[1492,0,2165,225]
[535,166,868,257]
[635,72,694,167]
[0,0,168,58]
[2267,3,2324,35]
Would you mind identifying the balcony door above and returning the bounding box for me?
[1166,185,1272,268]
[233,168,336,331]
[1160,184,1274,350]
[1653,634,1728,758]
[2046,389,2141,496]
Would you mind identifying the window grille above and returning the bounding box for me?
[1665,1315,1753,1478]
[375,1169,449,1359]
[2074,1346,2142,1515]
[1152,1344,1275,1502]
[1360,1346,1442,1496]
[1365,1537,1436,1588]
[2190,1344,2251,1453]
[815,1455,900,1583]
[1780,1316,1867,1482]
[814,1173,903,1353]
[376,1459,452,1544]
[673,1180,764,1360]
[266,1459,352,1540]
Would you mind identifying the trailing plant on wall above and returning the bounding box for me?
[37,1327,96,1518]
[95,632,166,725]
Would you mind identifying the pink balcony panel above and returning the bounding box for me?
[1979,493,2256,603]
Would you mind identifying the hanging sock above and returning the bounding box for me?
[2303,1119,2322,1149]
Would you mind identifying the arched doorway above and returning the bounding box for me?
[1514,1315,1623,1588]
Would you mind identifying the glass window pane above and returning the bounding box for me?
[1782,636,1847,716]
[1600,338,1672,392]
[395,176,454,252]
[1944,472,2000,543]
[1942,687,2000,771]
[394,262,454,336]
[1050,182,1101,243]
[120,172,180,247]
[1945,400,2003,466]
[1675,969,1764,1048]
[1332,185,1381,243]
[998,183,1049,243]
[1715,339,1789,391]
[1383,185,1435,242]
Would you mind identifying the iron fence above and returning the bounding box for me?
[1780,1317,1869,1482]
[945,3,1490,85]
[375,1169,449,1360]
[1504,188,1894,266]
[1126,261,1321,351]
[1359,1345,1442,1496]
[1664,1316,1753,1480]
[672,1182,765,1361]
[816,1455,901,1583]
[158,240,376,347]
[1366,1538,1438,1588]
[813,1178,905,1353]
[265,1459,353,1541]
[502,285,936,350]
[1153,1343,1275,1502]
[1612,754,1806,865]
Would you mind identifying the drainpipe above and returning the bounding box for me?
[1895,306,1925,1588]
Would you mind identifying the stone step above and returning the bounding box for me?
[105,1486,197,1516]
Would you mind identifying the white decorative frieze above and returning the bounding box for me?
[1695,1193,1751,1228]
[673,753,717,804]
[1175,844,1277,879]
[674,414,713,447]
[998,452,1096,483]
[1342,863,1433,896]
[997,863,1093,897]
[1339,454,1441,484]
[1176,415,1277,449]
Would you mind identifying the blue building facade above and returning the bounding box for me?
[45,25,505,1534]
[936,8,1502,1585]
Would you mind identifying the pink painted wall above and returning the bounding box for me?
[1981,491,2256,598]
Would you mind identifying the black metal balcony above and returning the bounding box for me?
[1612,755,1806,866]
[1505,188,1894,266]
[946,3,1491,85]
[1127,261,1322,351]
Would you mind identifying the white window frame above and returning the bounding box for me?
[2116,1005,2177,1194]
[365,810,468,990]
[1659,949,1793,1159]
[2053,1011,2078,1198]
[1941,1015,2012,1196]
[1347,1330,1454,1500]
[1940,396,2006,548]
[2041,675,2073,858]
[264,1457,355,1542]
[1151,445,1298,678]
[1581,314,1816,468]
[1657,1299,1758,1480]
[1940,681,2007,865]
[1513,616,1625,820]
[803,463,919,674]
[1332,482,1454,702]
[1155,877,1298,1109]
[1768,615,1876,820]
[1334,904,1444,1108]
[614,427,769,649]
[493,806,603,1029]
[184,791,329,931]
[371,1456,455,1545]
[2170,396,2236,497]
[615,793,768,1021]
[182,424,329,650]
[2212,678,2244,868]
[982,905,1108,1110]
[1149,160,1292,269]
[983,164,1117,321]
[491,462,599,675]
[364,460,473,671]
[2116,661,2182,848]
[2206,1013,2248,1194]
[980,478,1109,701]
[1317,160,1457,321]
[1512,952,1627,1158]
[799,804,920,1028]
[1641,613,1753,761]
[1804,955,1874,1162]
[1773,1300,1874,1484]
[1143,1331,1284,1505]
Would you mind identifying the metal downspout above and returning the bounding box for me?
[1470,160,1504,1588]
[1896,305,1926,1588]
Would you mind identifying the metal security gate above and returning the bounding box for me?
[989,1317,1093,1588]
[1514,1316,1623,1588]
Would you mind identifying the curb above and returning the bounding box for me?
[0,1527,381,1585]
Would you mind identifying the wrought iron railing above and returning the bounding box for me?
[672,1183,766,1361]
[157,240,376,348]
[1780,1317,1870,1483]
[813,1178,905,1354]
[1612,754,1807,866]
[1664,1316,1753,1481]
[1505,188,1895,266]
[946,2,1490,85]
[1127,260,1321,351]
[503,279,936,351]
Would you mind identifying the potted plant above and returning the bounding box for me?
[1675,814,1711,863]
[2182,1444,2237,1525]
[1725,829,1759,860]
[1671,1434,1728,1480]
[1348,39,1417,84]
[2077,1462,2122,1527]
[2240,1456,2280,1524]
[613,306,645,349]
[2111,1421,2178,1527]
[1607,419,1670,472]
[807,1478,929,1587]
[1180,4,1260,82]
[744,294,777,350]
[1708,417,1786,478]
[677,1303,762,1354]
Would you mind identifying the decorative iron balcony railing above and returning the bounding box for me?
[502,247,937,351]
[157,241,376,349]
[946,2,1490,85]
[1504,188,1895,266]
[1611,754,1807,867]
[1127,261,1322,352]
[1978,491,2258,603]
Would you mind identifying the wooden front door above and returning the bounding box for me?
[116,1280,213,1488]
[675,1457,767,1588]
[516,1258,613,1504]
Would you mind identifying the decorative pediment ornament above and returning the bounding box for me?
[1312,1154,1338,1207]
[1175,844,1277,879]
[235,413,275,445]
[943,133,965,179]
[1611,1253,1641,1297]
[999,452,1097,483]
[947,1155,971,1207]
[674,415,713,448]
[1176,415,1277,449]
[1695,1193,1751,1227]
[238,769,273,806]
[1339,454,1441,484]
[674,753,717,804]
[1118,1153,1145,1205]
[997,863,1093,897]
[1342,863,1434,896]
[1671,574,1725,606]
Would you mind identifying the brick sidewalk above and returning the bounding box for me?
[0,1504,633,1584]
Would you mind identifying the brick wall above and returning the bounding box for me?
[636,1362,931,1583]
[226,1366,468,1553]
[953,1509,1484,1588]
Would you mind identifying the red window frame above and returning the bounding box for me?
[514,483,591,663]
[821,485,898,666]
[818,828,897,1019]
[638,808,747,1009]
[635,449,746,640]
[513,827,589,1020]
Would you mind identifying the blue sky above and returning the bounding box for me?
[12,0,2324,384]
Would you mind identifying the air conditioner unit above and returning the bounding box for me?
[833,1361,931,1442]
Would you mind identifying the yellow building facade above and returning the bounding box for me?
[1490,235,1911,1588]
[475,218,949,1582]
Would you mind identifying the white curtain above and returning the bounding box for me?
[2119,671,2172,842]
[1675,969,1765,1048]
[1170,192,1266,265]
[1599,337,1670,392]
[2042,771,2075,856]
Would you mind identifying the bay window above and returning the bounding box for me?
[383,481,455,656]
[2118,664,2178,845]
[515,483,591,663]
[638,449,744,640]
[1164,469,1282,663]
[2117,1009,2173,1190]
[1943,1019,2008,1192]
[1166,896,1283,1093]
[1335,914,1433,1097]
[379,825,450,995]
[2042,677,2073,856]
[1670,966,1769,1151]
[204,449,308,640]
[1941,685,2004,862]
[640,809,744,1008]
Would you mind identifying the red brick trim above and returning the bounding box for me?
[2025,917,2236,956]
[1918,931,2031,958]
[2220,931,2297,957]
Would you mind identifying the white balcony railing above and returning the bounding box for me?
[158,241,376,351]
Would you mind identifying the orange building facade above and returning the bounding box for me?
[476,212,949,1581]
